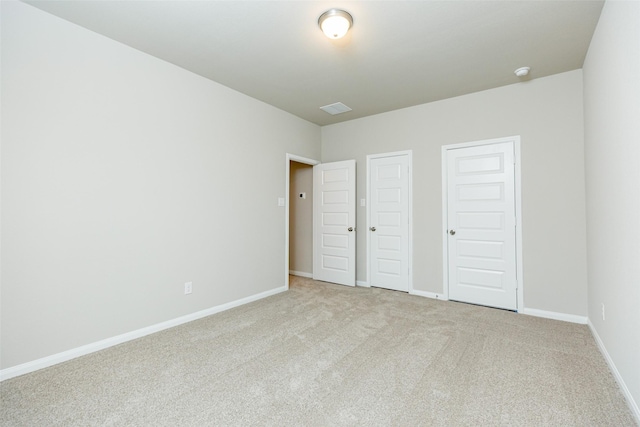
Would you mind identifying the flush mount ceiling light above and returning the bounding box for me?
[318,9,353,39]
[514,67,530,77]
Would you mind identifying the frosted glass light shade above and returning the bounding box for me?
[318,9,353,39]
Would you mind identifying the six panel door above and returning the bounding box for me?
[313,160,356,286]
[369,155,409,292]
[446,141,517,310]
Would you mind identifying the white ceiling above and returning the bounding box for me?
[25,0,604,126]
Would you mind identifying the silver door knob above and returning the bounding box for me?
[370,227,376,232]
[449,229,456,235]
[348,227,353,232]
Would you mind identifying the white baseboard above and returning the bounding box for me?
[289,270,312,278]
[588,319,640,423]
[410,289,447,300]
[0,285,288,382]
[520,307,588,324]
[356,280,370,287]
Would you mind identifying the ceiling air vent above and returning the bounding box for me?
[320,102,352,115]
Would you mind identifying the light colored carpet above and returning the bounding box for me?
[1,275,637,426]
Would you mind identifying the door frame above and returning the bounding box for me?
[441,136,524,311]
[366,150,414,292]
[285,153,320,290]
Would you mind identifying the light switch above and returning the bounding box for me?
[299,192,306,199]
[278,197,285,207]
[360,199,366,207]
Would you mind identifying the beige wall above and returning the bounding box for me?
[0,2,320,369]
[289,162,313,275]
[583,0,640,416]
[321,70,588,317]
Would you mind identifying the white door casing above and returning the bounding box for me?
[444,138,520,310]
[368,152,411,292]
[313,160,356,286]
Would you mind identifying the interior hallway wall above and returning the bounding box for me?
[1,1,320,370]
[583,0,640,417]
[321,70,588,318]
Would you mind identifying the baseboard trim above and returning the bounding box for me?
[520,308,588,324]
[356,280,370,287]
[288,270,312,278]
[0,285,288,382]
[588,319,640,423]
[410,289,447,300]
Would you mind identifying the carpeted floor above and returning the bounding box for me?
[1,275,637,426]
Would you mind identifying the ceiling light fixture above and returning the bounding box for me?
[514,67,530,77]
[318,9,353,39]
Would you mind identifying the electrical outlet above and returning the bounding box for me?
[184,282,193,295]
[601,303,605,320]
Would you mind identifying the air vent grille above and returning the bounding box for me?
[320,102,352,115]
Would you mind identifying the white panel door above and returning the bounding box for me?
[313,160,356,286]
[447,141,517,310]
[369,155,409,292]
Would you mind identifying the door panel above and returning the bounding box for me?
[313,160,356,286]
[369,155,409,292]
[447,141,517,310]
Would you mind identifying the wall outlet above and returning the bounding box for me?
[184,282,193,295]
[601,303,605,320]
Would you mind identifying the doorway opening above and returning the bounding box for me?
[285,154,319,289]
[289,161,314,278]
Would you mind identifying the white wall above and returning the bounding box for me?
[322,70,588,317]
[583,0,640,417]
[0,1,320,370]
[289,162,313,275]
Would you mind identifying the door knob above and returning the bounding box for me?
[449,229,456,235]
[348,227,354,232]
[370,226,376,232]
